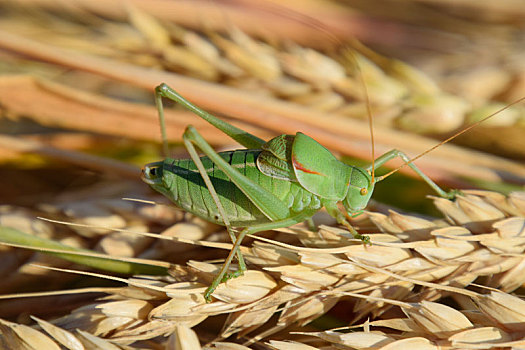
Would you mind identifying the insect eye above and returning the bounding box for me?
[360,188,368,196]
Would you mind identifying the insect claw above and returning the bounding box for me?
[445,189,463,200]
[357,233,371,246]
[341,220,371,245]
[203,267,246,302]
[204,287,214,303]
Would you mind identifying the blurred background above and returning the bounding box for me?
[1,0,524,208]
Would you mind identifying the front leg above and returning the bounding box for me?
[323,200,370,244]
[368,149,458,199]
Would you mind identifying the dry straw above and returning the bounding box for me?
[2,190,524,349]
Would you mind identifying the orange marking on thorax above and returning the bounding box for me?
[292,155,324,176]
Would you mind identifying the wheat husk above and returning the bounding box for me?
[2,191,523,348]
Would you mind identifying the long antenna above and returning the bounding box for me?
[246,3,377,181]
[375,96,525,182]
[354,51,375,183]
[154,87,170,157]
[261,2,522,185]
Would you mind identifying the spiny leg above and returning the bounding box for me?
[368,149,457,199]
[155,83,275,278]
[204,212,313,302]
[182,126,307,300]
[182,132,246,277]
[155,83,265,151]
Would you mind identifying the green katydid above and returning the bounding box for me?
[143,81,504,301]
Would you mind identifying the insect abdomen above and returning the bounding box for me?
[159,149,320,226]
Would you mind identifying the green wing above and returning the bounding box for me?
[257,134,297,181]
[291,132,350,200]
